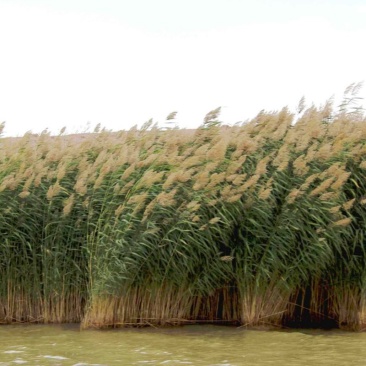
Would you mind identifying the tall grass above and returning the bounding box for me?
[1,100,366,330]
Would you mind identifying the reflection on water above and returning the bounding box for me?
[0,324,365,365]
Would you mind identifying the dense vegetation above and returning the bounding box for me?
[1,98,366,330]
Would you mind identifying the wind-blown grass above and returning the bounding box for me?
[1,100,366,330]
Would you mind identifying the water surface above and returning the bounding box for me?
[0,324,365,365]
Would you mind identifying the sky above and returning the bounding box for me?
[0,0,366,136]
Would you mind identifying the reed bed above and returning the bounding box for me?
[1,100,366,330]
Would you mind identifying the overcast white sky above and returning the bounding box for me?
[1,0,366,136]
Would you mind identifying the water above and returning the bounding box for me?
[1,324,365,365]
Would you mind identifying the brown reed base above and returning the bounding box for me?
[2,286,366,331]
[0,292,85,324]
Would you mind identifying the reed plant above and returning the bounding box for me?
[1,99,366,330]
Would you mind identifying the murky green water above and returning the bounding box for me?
[1,324,366,365]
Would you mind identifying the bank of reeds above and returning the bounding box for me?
[1,100,366,330]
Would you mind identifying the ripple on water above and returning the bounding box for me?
[43,355,69,360]
[3,351,24,354]
[72,364,107,366]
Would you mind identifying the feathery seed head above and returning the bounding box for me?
[206,172,226,189]
[316,143,334,161]
[82,197,90,208]
[162,172,179,189]
[319,192,338,201]
[192,215,200,222]
[156,189,177,207]
[226,160,244,175]
[310,177,335,196]
[46,181,62,200]
[93,174,105,190]
[333,217,352,227]
[225,193,242,203]
[128,192,148,206]
[323,163,343,178]
[278,161,289,172]
[226,174,238,182]
[205,161,219,172]
[34,169,48,187]
[74,177,88,196]
[330,172,351,191]
[120,180,136,195]
[23,174,35,191]
[208,199,219,206]
[176,169,194,183]
[343,198,356,211]
[56,163,67,181]
[293,155,309,176]
[142,199,157,221]
[255,157,270,176]
[329,205,341,214]
[138,170,165,189]
[137,154,159,168]
[181,156,202,169]
[209,217,221,224]
[23,167,34,179]
[193,171,210,191]
[221,185,232,199]
[236,174,260,193]
[19,191,30,199]
[272,146,289,167]
[259,187,272,200]
[194,144,210,156]
[232,174,246,186]
[220,255,234,262]
[206,139,228,161]
[287,189,302,204]
[115,204,124,218]
[122,164,136,180]
[242,139,259,153]
[2,174,19,191]
[187,200,200,211]
[304,143,318,163]
[300,173,319,191]
[231,149,244,159]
